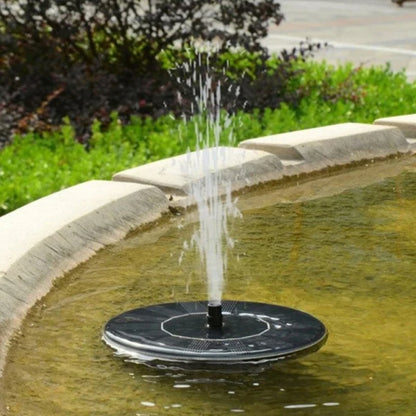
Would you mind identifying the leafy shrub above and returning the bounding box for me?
[2,59,416,216]
[0,0,284,143]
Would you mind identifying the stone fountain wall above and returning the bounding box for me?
[1,115,416,376]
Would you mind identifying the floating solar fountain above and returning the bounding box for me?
[103,55,328,366]
[103,300,327,364]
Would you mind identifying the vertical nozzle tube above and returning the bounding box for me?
[207,303,223,329]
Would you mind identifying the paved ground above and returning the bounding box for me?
[263,0,416,81]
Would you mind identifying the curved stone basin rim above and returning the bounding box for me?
[1,117,416,379]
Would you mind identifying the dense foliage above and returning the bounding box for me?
[0,0,285,143]
[1,60,416,216]
[0,2,415,216]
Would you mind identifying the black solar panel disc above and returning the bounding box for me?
[103,300,327,364]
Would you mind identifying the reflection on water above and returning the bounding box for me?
[3,159,416,415]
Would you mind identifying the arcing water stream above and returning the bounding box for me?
[179,53,241,306]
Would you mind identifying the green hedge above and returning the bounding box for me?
[1,61,416,216]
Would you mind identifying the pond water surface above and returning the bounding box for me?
[2,158,416,415]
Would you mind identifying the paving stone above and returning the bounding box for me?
[239,123,409,174]
[374,114,416,141]
[113,146,284,202]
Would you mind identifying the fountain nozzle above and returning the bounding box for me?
[207,303,223,329]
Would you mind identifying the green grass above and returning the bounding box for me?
[1,60,416,216]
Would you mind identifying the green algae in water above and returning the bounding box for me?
[3,164,416,415]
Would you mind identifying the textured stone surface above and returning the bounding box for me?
[239,123,409,174]
[0,180,169,375]
[113,146,284,203]
[374,114,416,140]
